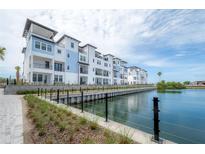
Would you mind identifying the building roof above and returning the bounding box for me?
[22,18,58,38]
[82,44,97,49]
[121,60,128,64]
[104,54,114,57]
[57,34,81,43]
[129,66,140,69]
[113,57,121,60]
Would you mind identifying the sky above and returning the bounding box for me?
[0,9,205,83]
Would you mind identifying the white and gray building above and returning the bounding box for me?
[22,19,148,85]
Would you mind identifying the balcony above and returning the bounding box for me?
[33,62,52,70]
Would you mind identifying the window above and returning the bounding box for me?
[57,49,61,54]
[67,53,70,58]
[38,74,43,82]
[59,75,63,82]
[33,74,37,82]
[80,55,86,62]
[47,45,52,52]
[93,68,95,72]
[54,75,58,82]
[45,61,49,69]
[54,63,63,72]
[109,64,111,67]
[104,63,108,67]
[97,60,101,65]
[93,59,95,63]
[71,42,74,48]
[67,65,69,70]
[35,41,40,49]
[41,43,46,50]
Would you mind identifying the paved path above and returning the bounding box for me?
[0,88,23,144]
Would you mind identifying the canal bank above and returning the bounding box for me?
[39,96,174,144]
[49,87,156,104]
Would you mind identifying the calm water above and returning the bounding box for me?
[72,89,205,143]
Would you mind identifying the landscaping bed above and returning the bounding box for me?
[24,95,134,144]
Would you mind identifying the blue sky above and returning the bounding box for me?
[0,10,205,83]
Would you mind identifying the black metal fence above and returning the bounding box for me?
[36,87,161,143]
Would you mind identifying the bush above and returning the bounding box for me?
[157,81,186,90]
[17,90,38,95]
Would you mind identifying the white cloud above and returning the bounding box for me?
[1,9,205,80]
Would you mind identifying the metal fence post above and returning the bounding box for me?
[57,89,60,104]
[41,88,42,97]
[153,97,160,142]
[67,90,69,105]
[50,89,52,101]
[45,89,47,99]
[81,91,84,112]
[38,88,40,96]
[105,93,108,122]
[6,78,9,85]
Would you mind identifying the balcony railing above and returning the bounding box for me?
[95,72,102,76]
[33,63,52,70]
[80,69,88,74]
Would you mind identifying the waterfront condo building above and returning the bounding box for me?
[22,19,148,85]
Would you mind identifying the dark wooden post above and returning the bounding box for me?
[81,91,84,112]
[153,97,160,142]
[57,89,60,104]
[105,93,108,122]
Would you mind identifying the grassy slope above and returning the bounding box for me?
[24,95,134,144]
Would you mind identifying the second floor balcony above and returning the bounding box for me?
[33,62,52,70]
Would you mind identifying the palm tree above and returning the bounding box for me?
[0,47,6,61]
[157,72,162,81]
[15,66,21,84]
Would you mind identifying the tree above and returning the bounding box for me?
[157,72,162,81]
[183,81,190,85]
[15,66,21,84]
[0,47,6,61]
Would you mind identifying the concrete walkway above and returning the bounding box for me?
[0,88,23,144]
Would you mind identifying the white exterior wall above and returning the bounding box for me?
[22,20,148,85]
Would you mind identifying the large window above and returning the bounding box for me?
[54,63,63,72]
[41,43,46,50]
[80,55,86,62]
[59,75,63,82]
[33,74,37,82]
[97,60,101,65]
[104,63,108,67]
[47,45,52,52]
[33,74,44,82]
[38,74,43,82]
[54,75,58,82]
[54,75,63,83]
[35,41,40,49]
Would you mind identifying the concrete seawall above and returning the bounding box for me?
[49,87,156,104]
[4,84,155,95]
